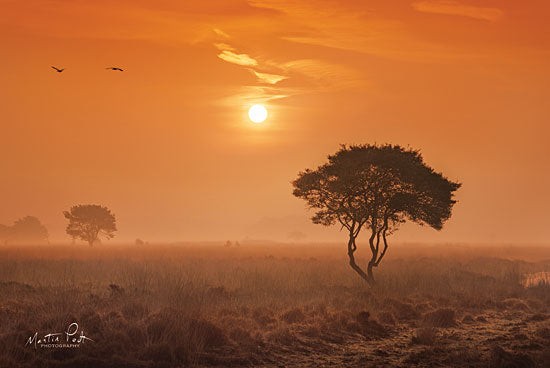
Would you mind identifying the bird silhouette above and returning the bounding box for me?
[106,67,124,71]
[51,66,65,73]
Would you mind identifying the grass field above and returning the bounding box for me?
[1,243,550,367]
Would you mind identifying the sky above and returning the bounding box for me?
[0,0,548,244]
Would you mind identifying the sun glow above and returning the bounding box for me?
[248,104,268,123]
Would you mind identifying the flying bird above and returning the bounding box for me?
[106,67,124,71]
[51,66,65,73]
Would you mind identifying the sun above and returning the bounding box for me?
[248,104,268,123]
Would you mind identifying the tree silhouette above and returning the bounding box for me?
[11,216,49,244]
[63,204,117,246]
[0,216,48,244]
[292,144,461,286]
[0,224,11,245]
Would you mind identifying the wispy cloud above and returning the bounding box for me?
[412,1,504,21]
[249,70,288,84]
[248,0,499,63]
[214,40,287,84]
[217,50,258,66]
[214,43,236,51]
[279,59,363,90]
[213,28,230,38]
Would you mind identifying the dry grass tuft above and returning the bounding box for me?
[377,311,396,325]
[411,327,438,346]
[252,307,277,327]
[422,308,457,328]
[354,311,387,338]
[267,325,299,346]
[499,298,530,311]
[475,315,488,323]
[121,300,149,320]
[489,345,535,368]
[384,299,419,322]
[280,308,307,324]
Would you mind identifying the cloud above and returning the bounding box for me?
[213,28,231,38]
[249,70,288,84]
[214,42,286,84]
[214,43,236,51]
[279,59,363,90]
[217,50,258,66]
[248,0,499,63]
[412,1,504,21]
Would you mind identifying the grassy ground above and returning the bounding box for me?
[1,243,549,367]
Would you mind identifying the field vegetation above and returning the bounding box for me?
[1,243,549,367]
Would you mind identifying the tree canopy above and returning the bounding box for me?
[292,144,461,285]
[63,204,117,246]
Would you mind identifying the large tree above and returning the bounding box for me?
[63,204,117,246]
[292,144,461,286]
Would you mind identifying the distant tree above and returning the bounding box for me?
[63,204,117,246]
[8,216,49,244]
[0,224,11,245]
[292,144,461,286]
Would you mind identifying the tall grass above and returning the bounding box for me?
[1,243,549,367]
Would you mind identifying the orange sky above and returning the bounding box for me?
[0,0,549,244]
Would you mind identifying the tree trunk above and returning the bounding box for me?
[88,239,94,247]
[347,235,376,286]
[367,260,375,285]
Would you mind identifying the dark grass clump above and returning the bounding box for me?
[377,311,396,326]
[385,299,419,322]
[355,311,387,338]
[422,308,457,328]
[411,327,438,346]
[121,301,149,321]
[267,326,300,346]
[525,313,549,322]
[280,308,307,324]
[252,307,277,327]
[476,315,488,323]
[489,346,535,368]
[188,318,228,349]
[229,327,254,344]
[498,298,530,312]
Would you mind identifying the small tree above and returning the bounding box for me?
[292,144,461,286]
[0,216,49,244]
[63,204,117,246]
[0,224,11,245]
[10,216,49,244]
